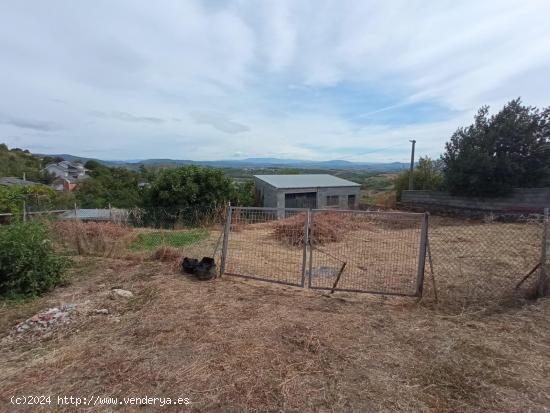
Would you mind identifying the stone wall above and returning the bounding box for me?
[400,188,550,217]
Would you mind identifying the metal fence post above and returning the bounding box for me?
[220,205,232,277]
[308,210,315,288]
[415,212,429,297]
[301,210,310,287]
[537,208,549,297]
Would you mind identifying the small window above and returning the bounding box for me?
[326,195,339,206]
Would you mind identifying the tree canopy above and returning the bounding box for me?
[442,99,550,196]
[76,162,142,208]
[395,157,443,200]
[143,166,236,208]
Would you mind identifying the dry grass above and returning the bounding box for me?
[52,221,136,258]
[151,245,183,262]
[2,215,548,411]
[51,221,223,265]
[427,217,544,310]
[0,257,549,412]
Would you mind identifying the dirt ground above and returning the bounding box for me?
[1,257,549,412]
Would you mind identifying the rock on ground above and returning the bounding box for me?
[111,289,134,298]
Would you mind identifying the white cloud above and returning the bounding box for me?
[0,0,549,161]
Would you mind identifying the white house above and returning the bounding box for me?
[43,161,88,180]
[43,161,89,191]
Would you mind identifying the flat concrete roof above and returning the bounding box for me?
[254,174,360,189]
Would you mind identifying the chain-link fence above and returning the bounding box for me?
[428,212,548,304]
[308,210,427,296]
[3,204,549,301]
[7,206,227,264]
[221,207,309,286]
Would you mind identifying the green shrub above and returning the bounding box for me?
[395,157,444,201]
[0,221,67,297]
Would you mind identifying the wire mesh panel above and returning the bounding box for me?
[308,210,426,296]
[222,207,309,286]
[46,206,226,263]
[428,214,545,302]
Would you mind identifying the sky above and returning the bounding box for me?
[1,0,550,162]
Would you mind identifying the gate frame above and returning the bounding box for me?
[307,208,429,297]
[220,206,309,287]
[219,206,429,296]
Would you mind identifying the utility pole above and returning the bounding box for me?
[408,139,416,190]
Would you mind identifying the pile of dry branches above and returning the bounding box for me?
[273,212,373,246]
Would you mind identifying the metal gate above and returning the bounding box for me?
[220,207,428,296]
[308,209,427,296]
[220,207,308,287]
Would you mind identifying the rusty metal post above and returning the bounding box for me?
[415,212,429,297]
[220,205,232,277]
[307,210,315,288]
[301,210,310,287]
[537,208,549,297]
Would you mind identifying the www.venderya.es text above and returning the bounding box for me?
[10,395,191,407]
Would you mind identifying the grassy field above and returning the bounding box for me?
[129,229,209,251]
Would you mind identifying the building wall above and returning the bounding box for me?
[253,177,360,209]
[254,177,279,208]
[317,186,360,209]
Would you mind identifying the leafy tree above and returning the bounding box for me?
[41,155,64,167]
[75,164,141,208]
[442,99,550,196]
[395,157,443,200]
[233,180,255,206]
[84,159,102,170]
[144,166,236,208]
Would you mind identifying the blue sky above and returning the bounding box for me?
[1,0,549,162]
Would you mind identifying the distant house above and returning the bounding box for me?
[0,177,39,187]
[43,161,89,191]
[254,174,361,209]
[43,160,88,180]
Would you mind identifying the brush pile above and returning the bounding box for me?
[273,212,372,246]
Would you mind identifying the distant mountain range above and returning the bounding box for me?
[43,154,409,172]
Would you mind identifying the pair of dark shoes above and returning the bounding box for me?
[182,257,217,280]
